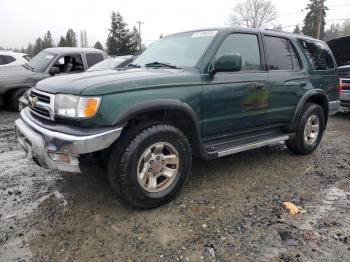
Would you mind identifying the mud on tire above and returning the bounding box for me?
[107,123,192,209]
[286,103,325,155]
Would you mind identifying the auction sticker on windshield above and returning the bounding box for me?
[192,31,218,37]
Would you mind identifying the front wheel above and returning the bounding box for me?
[107,124,192,209]
[8,88,27,111]
[286,103,325,155]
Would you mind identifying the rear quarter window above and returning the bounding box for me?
[297,39,335,70]
[0,55,15,65]
[86,53,104,68]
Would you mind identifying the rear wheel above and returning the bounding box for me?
[107,124,192,209]
[286,103,325,155]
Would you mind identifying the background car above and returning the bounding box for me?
[0,47,108,110]
[0,51,30,67]
[328,36,350,108]
[87,55,137,72]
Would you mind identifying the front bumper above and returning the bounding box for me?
[15,109,123,173]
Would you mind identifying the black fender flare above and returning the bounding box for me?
[1,83,33,96]
[113,99,215,159]
[289,89,329,129]
[114,99,200,129]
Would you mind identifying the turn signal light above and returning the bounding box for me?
[84,98,99,117]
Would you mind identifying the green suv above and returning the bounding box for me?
[15,28,340,209]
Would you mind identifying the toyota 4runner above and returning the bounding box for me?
[15,28,340,209]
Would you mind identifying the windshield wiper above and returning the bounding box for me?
[127,63,141,68]
[145,61,181,69]
[22,63,36,72]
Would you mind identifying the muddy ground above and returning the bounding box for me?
[0,109,349,262]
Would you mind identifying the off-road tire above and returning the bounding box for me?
[286,103,325,155]
[107,123,192,209]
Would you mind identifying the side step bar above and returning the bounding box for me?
[217,135,290,157]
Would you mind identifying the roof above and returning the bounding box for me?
[0,50,27,56]
[44,47,106,54]
[167,26,321,42]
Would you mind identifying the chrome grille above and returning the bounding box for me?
[28,89,55,120]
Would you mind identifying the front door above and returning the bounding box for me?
[201,33,270,138]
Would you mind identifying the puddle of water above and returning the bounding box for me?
[259,187,350,260]
[1,189,67,221]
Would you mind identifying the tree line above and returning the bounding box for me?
[228,0,348,41]
[1,11,141,57]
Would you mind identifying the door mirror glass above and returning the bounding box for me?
[50,66,60,75]
[214,53,242,72]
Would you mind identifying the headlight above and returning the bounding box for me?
[54,94,101,118]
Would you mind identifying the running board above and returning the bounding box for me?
[217,135,290,157]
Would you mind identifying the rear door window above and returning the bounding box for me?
[290,43,302,71]
[297,39,335,70]
[86,53,104,68]
[264,36,293,71]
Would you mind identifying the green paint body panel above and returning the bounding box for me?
[35,27,340,141]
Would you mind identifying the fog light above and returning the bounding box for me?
[48,152,72,163]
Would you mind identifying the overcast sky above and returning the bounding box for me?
[0,0,349,49]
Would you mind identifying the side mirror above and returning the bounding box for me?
[76,65,83,71]
[50,66,60,75]
[213,53,242,73]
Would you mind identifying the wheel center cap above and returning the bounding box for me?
[152,160,163,173]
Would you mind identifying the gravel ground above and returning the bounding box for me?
[0,108,349,261]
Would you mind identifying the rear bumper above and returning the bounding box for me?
[15,110,123,173]
[328,100,341,115]
[340,91,350,107]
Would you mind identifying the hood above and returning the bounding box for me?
[0,65,37,80]
[0,65,43,87]
[35,68,194,95]
[327,36,350,67]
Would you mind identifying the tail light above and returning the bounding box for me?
[338,80,342,96]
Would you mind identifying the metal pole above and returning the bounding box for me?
[136,21,144,51]
[316,0,325,39]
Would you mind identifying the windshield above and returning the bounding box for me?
[28,51,56,72]
[134,30,218,68]
[87,57,126,72]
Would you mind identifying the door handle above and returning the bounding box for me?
[255,83,266,90]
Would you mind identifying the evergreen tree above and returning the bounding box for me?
[58,36,66,47]
[65,29,77,47]
[342,20,350,36]
[293,25,301,34]
[129,26,141,52]
[273,24,283,31]
[106,11,132,55]
[43,30,54,48]
[84,30,88,47]
[79,30,88,47]
[323,23,341,41]
[26,42,34,57]
[302,0,328,39]
[33,37,44,55]
[93,41,104,50]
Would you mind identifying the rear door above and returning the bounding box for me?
[263,35,308,124]
[201,32,270,137]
